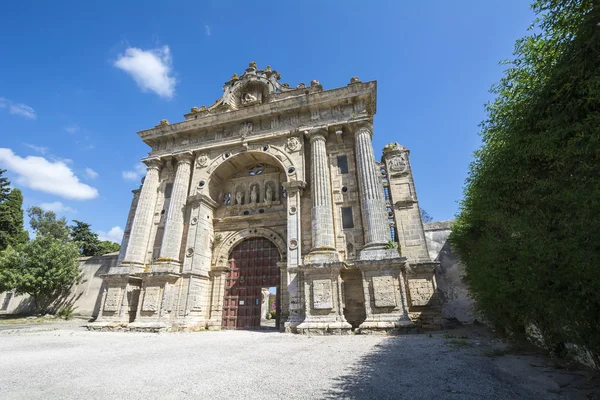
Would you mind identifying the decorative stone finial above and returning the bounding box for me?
[350,76,361,84]
[383,142,406,154]
[249,61,257,68]
[297,83,306,89]
[265,65,271,72]
[231,73,239,81]
[158,119,170,127]
[310,79,320,87]
[190,106,208,114]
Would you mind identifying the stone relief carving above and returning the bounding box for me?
[285,137,301,153]
[103,287,122,312]
[313,279,333,309]
[240,121,253,137]
[235,191,243,205]
[142,286,161,312]
[388,154,408,173]
[241,92,258,104]
[250,185,257,204]
[372,276,397,308]
[196,153,209,168]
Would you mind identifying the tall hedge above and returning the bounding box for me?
[451,0,599,367]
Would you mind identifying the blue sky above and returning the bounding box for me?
[0,1,534,243]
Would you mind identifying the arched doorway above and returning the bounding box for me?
[221,237,281,329]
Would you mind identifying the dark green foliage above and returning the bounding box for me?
[451,0,599,368]
[70,219,100,256]
[0,189,28,251]
[27,206,69,241]
[0,169,10,202]
[69,220,120,256]
[97,240,120,255]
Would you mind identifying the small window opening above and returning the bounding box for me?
[164,183,173,198]
[383,186,390,201]
[337,155,349,174]
[341,207,354,229]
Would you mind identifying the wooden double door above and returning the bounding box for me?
[221,238,280,329]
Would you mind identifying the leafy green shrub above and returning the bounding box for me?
[451,0,600,369]
[57,305,76,320]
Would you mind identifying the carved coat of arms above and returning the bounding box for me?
[387,154,407,173]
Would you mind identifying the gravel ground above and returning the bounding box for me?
[0,324,598,400]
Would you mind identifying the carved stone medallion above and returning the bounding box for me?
[285,136,301,153]
[196,153,209,168]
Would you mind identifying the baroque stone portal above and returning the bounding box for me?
[90,63,442,333]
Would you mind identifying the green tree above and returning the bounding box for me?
[69,220,100,256]
[2,235,80,313]
[451,0,599,367]
[0,169,10,202]
[0,189,29,251]
[97,240,120,255]
[27,206,69,241]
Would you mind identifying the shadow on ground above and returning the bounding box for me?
[325,328,600,400]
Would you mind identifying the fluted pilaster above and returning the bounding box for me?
[306,130,336,252]
[159,151,194,261]
[122,158,162,265]
[355,124,390,249]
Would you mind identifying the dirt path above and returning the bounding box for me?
[0,325,597,399]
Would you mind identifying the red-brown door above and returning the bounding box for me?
[221,237,280,329]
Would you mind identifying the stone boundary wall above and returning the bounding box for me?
[0,253,117,318]
[423,220,476,324]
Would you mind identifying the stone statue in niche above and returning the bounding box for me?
[242,92,257,104]
[250,186,257,204]
[235,191,243,205]
[265,185,273,204]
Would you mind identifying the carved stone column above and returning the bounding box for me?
[304,129,338,263]
[121,157,162,267]
[159,151,194,263]
[282,181,305,329]
[354,123,390,256]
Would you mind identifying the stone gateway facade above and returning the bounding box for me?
[90,63,443,333]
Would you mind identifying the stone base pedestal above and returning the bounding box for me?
[151,260,181,273]
[356,257,414,333]
[298,262,352,334]
[303,249,340,265]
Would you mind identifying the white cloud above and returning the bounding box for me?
[40,201,76,214]
[122,163,146,181]
[24,143,49,155]
[0,148,99,200]
[205,25,211,36]
[84,167,98,179]
[0,97,36,119]
[114,46,176,99]
[97,226,123,243]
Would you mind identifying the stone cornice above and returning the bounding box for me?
[138,81,377,144]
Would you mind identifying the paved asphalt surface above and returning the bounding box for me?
[0,324,598,399]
